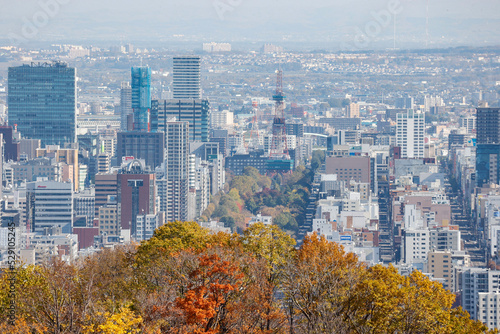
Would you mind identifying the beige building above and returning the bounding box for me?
[428,251,454,291]
[347,102,360,118]
[36,145,79,191]
[99,205,119,237]
[325,156,371,184]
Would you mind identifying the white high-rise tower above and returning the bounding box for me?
[396,110,425,159]
[173,56,201,99]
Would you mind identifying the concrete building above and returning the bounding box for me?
[26,181,74,233]
[173,55,201,99]
[396,110,425,159]
[74,188,95,224]
[402,229,430,264]
[462,269,500,321]
[211,110,234,128]
[427,251,454,291]
[347,102,360,118]
[153,99,210,142]
[36,145,79,191]
[10,157,61,184]
[117,160,156,240]
[325,156,371,184]
[120,81,132,131]
[94,173,118,218]
[135,213,160,242]
[478,292,500,330]
[98,204,119,238]
[203,42,231,53]
[116,131,165,170]
[157,121,190,222]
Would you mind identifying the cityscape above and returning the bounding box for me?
[0,0,500,332]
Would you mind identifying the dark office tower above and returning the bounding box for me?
[395,95,414,109]
[0,125,20,161]
[476,108,500,187]
[153,99,210,142]
[157,121,189,222]
[120,82,133,131]
[8,62,76,147]
[286,123,304,137]
[173,56,201,99]
[477,108,500,145]
[116,131,165,170]
[118,160,156,240]
[131,67,151,132]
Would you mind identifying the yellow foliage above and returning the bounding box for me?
[83,307,142,334]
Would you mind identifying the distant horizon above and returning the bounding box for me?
[1,39,500,54]
[1,0,499,51]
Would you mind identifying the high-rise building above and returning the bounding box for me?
[158,121,190,222]
[395,95,414,109]
[173,56,201,99]
[120,82,133,131]
[476,108,500,187]
[8,62,76,147]
[396,110,425,159]
[461,268,500,321]
[131,67,151,132]
[116,132,165,170]
[0,126,20,161]
[460,116,476,134]
[26,181,74,233]
[477,108,500,145]
[117,160,156,240]
[153,99,210,142]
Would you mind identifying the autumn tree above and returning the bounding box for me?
[342,265,493,334]
[282,233,363,333]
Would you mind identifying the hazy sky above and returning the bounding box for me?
[1,0,499,49]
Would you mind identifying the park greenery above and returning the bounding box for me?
[0,221,495,333]
[201,150,326,237]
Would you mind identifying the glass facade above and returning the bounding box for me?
[8,62,76,147]
[131,66,151,132]
[476,144,500,187]
[153,98,210,142]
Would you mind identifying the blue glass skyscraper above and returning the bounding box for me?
[131,67,151,132]
[8,62,76,147]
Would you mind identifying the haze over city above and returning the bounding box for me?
[1,0,499,49]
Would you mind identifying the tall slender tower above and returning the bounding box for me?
[120,82,132,130]
[173,56,201,99]
[396,110,425,159]
[131,66,151,132]
[270,69,289,158]
[157,121,190,221]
